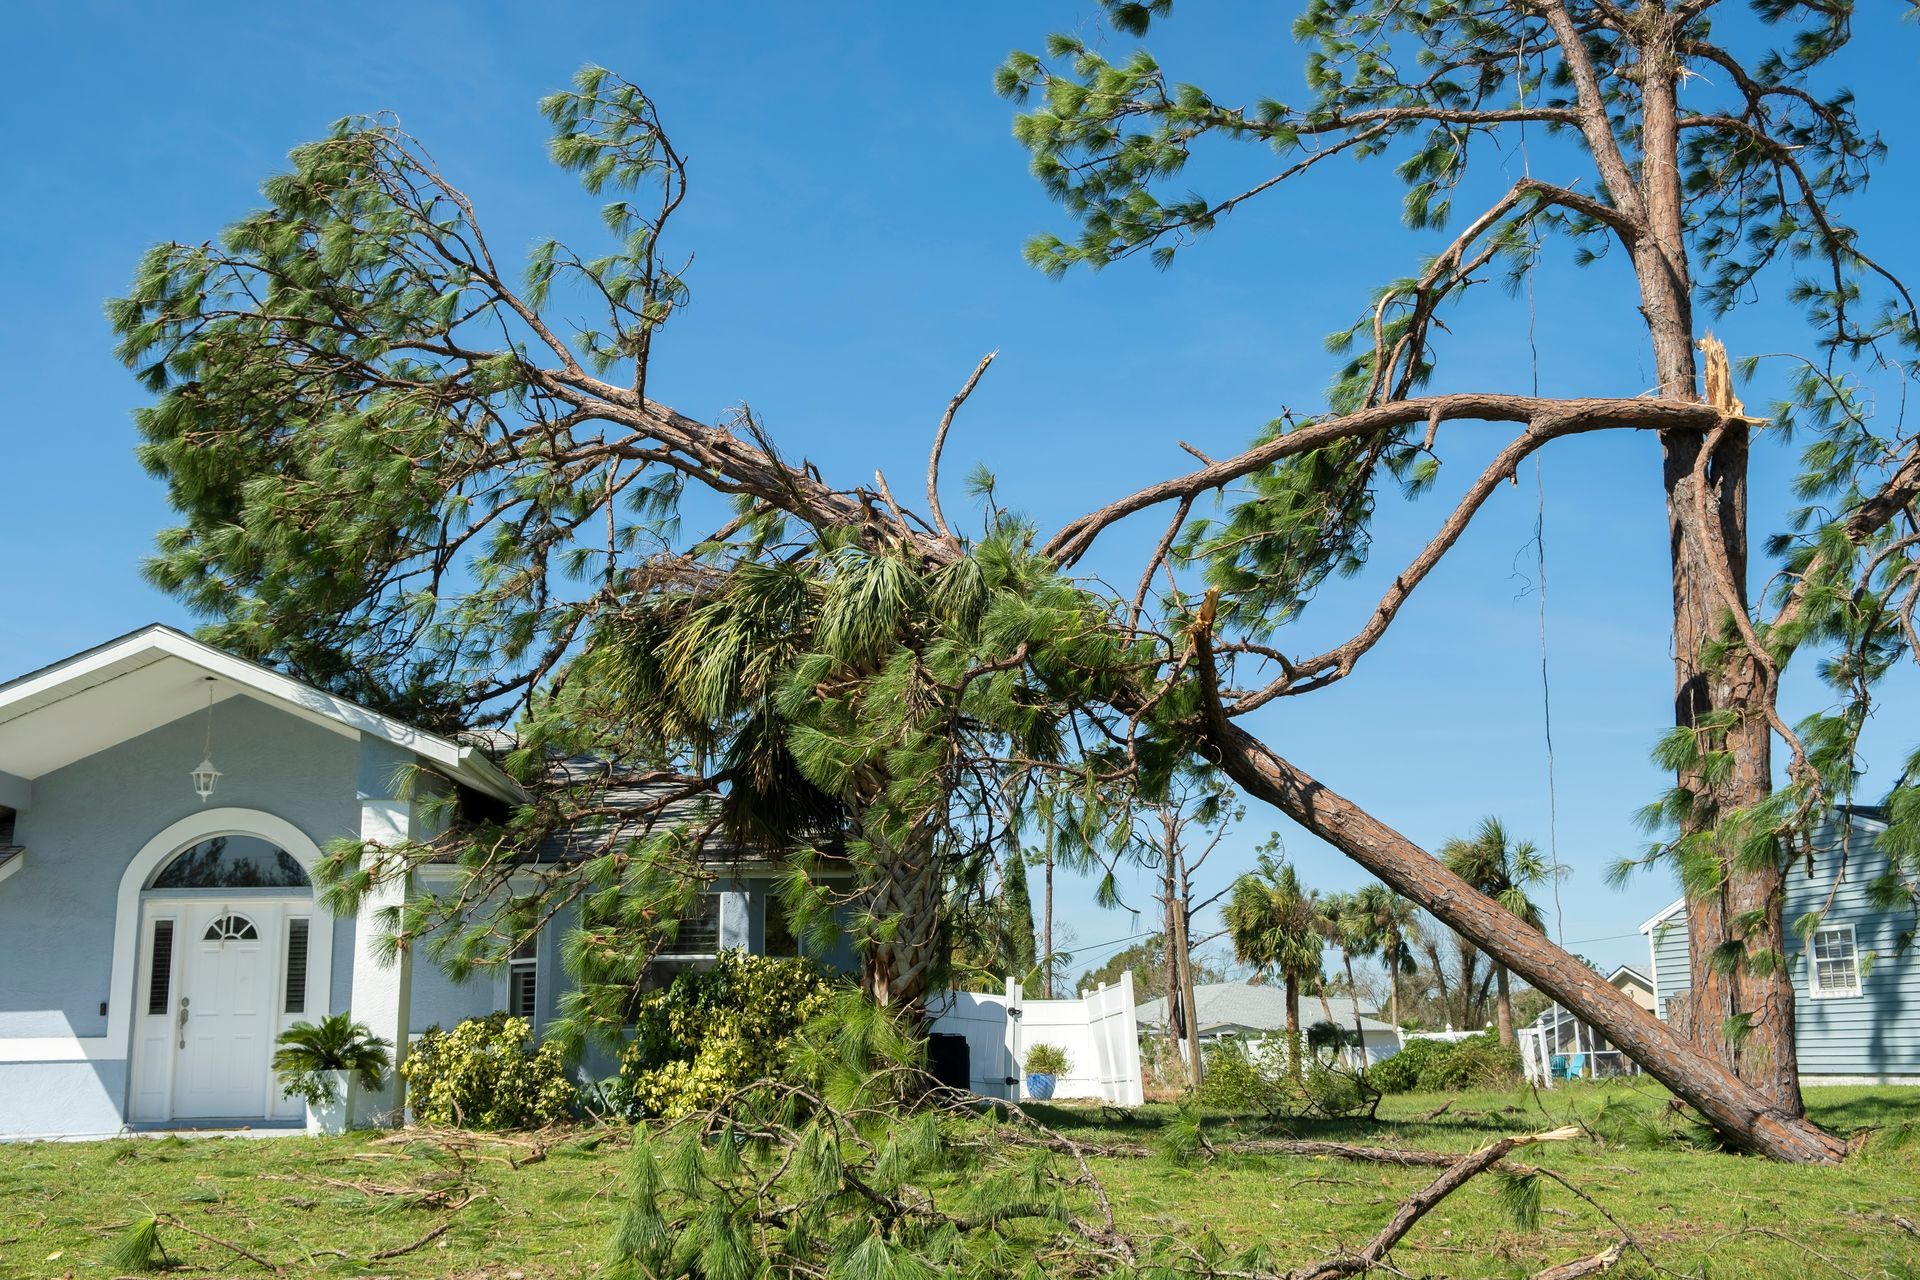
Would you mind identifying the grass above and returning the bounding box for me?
[0,1084,1916,1278]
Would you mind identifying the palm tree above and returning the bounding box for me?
[1320,892,1382,1068]
[1440,817,1552,1047]
[1224,852,1324,1075]
[1352,883,1423,1030]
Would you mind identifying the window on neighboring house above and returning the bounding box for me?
[662,892,723,957]
[508,937,538,1019]
[1808,924,1862,998]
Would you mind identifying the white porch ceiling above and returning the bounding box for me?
[0,650,344,781]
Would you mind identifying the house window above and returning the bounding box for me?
[152,835,310,889]
[662,893,723,957]
[763,897,800,958]
[1808,924,1861,998]
[285,919,310,1014]
[204,913,259,942]
[508,937,538,1019]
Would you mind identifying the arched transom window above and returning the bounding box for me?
[149,834,312,890]
[203,913,260,942]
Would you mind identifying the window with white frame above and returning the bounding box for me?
[1808,924,1862,998]
[508,936,538,1019]
[661,892,723,957]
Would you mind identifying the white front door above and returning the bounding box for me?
[170,904,278,1120]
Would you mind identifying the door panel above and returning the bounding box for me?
[171,904,278,1119]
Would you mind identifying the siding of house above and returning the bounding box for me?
[1646,816,1920,1080]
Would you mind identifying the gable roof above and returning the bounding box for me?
[1608,964,1652,990]
[0,625,521,802]
[1133,981,1391,1036]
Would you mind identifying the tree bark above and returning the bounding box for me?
[1343,950,1368,1069]
[859,828,945,1019]
[1042,827,1056,1000]
[1284,971,1303,1079]
[1163,856,1189,1088]
[1175,889,1204,1087]
[1198,713,1846,1163]
[1628,12,1803,1117]
[1494,965,1515,1048]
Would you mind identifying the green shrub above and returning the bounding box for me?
[1197,1034,1379,1121]
[400,1014,576,1129]
[1366,1036,1454,1094]
[612,949,834,1119]
[1023,1043,1070,1076]
[1412,1032,1523,1092]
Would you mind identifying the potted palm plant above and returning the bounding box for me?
[1023,1043,1070,1101]
[272,1012,392,1135]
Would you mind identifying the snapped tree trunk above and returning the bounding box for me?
[1494,965,1515,1048]
[1199,714,1846,1164]
[1634,30,1803,1117]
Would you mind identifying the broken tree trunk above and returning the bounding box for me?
[1199,713,1847,1164]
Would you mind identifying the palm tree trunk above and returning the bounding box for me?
[1495,964,1515,1048]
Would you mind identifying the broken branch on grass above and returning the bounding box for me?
[155,1214,283,1275]
[1292,1127,1583,1280]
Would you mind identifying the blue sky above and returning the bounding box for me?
[4,3,1918,987]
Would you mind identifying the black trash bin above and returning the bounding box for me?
[928,1032,970,1093]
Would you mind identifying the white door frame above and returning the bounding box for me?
[130,894,323,1123]
[120,810,334,1124]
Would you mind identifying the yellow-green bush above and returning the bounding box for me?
[400,1014,576,1129]
[613,949,834,1119]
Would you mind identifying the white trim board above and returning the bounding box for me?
[0,626,522,802]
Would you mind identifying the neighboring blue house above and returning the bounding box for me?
[0,626,839,1140]
[1641,809,1920,1085]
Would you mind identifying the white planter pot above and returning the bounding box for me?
[305,1069,357,1136]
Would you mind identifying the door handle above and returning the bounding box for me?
[177,996,190,1050]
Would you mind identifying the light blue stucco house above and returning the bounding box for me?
[1641,808,1920,1085]
[0,626,830,1140]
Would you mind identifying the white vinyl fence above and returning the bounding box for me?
[925,971,1144,1106]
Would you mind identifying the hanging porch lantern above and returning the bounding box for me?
[190,677,222,803]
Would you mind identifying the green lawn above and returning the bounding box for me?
[2,1085,1917,1278]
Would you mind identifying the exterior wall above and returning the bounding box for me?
[1645,818,1920,1080]
[0,698,358,1041]
[0,1061,128,1141]
[1650,917,1690,1019]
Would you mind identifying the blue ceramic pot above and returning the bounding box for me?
[1026,1072,1057,1100]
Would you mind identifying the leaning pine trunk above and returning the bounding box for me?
[1198,710,1847,1164]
